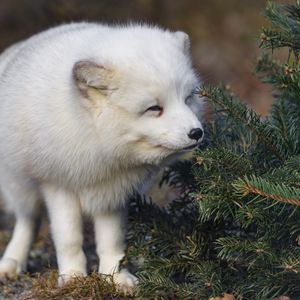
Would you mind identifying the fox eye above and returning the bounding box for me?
[146,105,162,112]
[144,105,163,116]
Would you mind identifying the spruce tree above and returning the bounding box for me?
[126,1,300,299]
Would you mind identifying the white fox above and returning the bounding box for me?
[0,23,204,292]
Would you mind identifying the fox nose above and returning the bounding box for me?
[188,128,203,141]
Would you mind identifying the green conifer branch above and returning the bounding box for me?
[233,175,300,205]
[261,2,300,56]
[198,86,285,161]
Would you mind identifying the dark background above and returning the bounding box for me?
[0,0,289,114]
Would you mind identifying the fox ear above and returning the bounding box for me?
[174,31,190,53]
[73,60,116,95]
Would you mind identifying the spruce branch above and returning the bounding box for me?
[233,175,300,206]
[268,100,300,156]
[256,54,300,106]
[216,237,273,265]
[261,1,300,57]
[198,85,285,161]
[285,154,300,170]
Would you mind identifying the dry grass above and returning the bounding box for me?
[22,271,134,300]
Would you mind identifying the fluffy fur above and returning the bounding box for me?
[0,23,204,292]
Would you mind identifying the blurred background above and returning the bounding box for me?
[0,0,290,114]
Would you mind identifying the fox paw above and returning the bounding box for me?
[57,270,87,287]
[112,269,139,295]
[0,258,22,279]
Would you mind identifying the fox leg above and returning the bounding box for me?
[94,208,138,294]
[42,184,86,285]
[0,176,40,277]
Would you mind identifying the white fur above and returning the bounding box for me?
[0,22,204,292]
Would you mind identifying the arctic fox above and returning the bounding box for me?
[0,23,204,292]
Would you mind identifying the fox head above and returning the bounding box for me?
[73,26,204,166]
